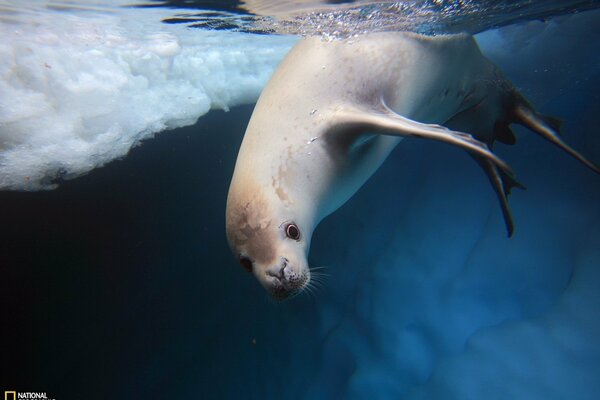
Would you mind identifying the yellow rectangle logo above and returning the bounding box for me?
[4,391,16,400]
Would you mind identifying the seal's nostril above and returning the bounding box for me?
[267,268,283,280]
[267,261,287,280]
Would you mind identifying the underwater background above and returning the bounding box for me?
[1,1,599,399]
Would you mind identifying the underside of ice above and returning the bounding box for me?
[0,3,294,189]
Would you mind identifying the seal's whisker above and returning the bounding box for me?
[310,283,324,295]
[301,283,316,300]
[309,267,331,279]
[309,278,325,290]
[305,274,325,296]
[288,287,305,301]
[303,284,316,299]
[310,272,329,281]
[303,284,318,300]
[309,275,325,286]
[308,267,329,290]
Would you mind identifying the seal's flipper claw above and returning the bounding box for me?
[514,106,600,174]
[340,106,513,177]
[502,170,526,194]
[471,155,526,237]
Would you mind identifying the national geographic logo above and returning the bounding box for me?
[4,391,56,400]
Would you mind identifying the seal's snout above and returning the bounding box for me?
[263,257,308,301]
[265,258,285,279]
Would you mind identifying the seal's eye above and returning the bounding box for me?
[239,256,253,273]
[285,223,301,241]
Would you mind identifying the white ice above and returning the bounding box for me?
[0,0,295,189]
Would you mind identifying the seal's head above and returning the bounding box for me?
[226,193,311,300]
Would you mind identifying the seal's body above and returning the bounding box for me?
[226,32,598,300]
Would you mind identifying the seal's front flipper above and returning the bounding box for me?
[514,105,600,174]
[472,155,526,237]
[338,105,513,177]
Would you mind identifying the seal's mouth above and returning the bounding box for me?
[269,286,301,301]
[268,282,307,301]
[264,262,309,301]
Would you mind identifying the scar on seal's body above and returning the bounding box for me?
[226,196,276,266]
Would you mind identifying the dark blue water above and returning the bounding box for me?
[1,3,599,400]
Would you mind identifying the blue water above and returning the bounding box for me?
[1,1,599,400]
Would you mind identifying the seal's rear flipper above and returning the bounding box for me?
[338,105,514,177]
[337,104,530,236]
[472,155,526,237]
[514,105,600,174]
